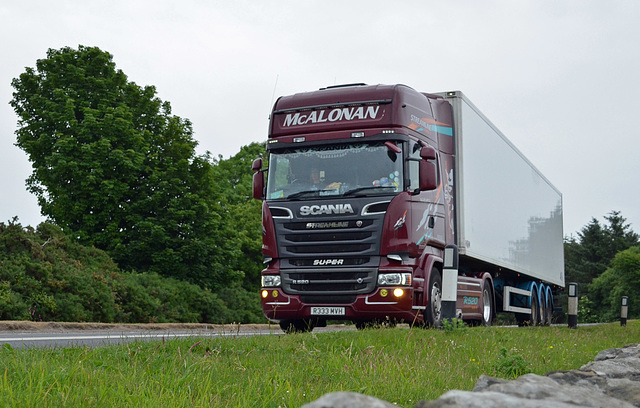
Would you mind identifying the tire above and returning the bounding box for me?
[481,281,494,326]
[515,288,539,327]
[354,319,396,330]
[543,292,553,326]
[355,321,370,330]
[538,289,545,326]
[279,319,314,333]
[530,289,540,326]
[424,268,443,328]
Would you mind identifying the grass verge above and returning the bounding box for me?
[1,321,638,407]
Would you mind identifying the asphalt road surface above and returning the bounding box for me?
[0,322,352,349]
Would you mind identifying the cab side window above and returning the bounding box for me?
[408,142,421,191]
[407,141,440,192]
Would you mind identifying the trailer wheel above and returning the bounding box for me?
[424,268,443,327]
[481,281,493,326]
[537,290,546,326]
[515,288,540,326]
[543,292,553,326]
[530,288,541,326]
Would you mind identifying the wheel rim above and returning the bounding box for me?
[545,297,552,325]
[482,289,491,322]
[531,291,538,325]
[431,282,442,321]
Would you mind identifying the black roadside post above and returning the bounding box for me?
[442,244,459,325]
[621,296,629,327]
[567,282,578,329]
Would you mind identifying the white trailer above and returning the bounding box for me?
[440,91,564,322]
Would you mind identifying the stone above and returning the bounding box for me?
[302,344,640,408]
[300,391,398,408]
[414,389,585,408]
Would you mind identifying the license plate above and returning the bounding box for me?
[310,307,345,316]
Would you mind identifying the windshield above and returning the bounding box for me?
[266,142,403,200]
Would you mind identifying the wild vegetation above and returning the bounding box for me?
[0,322,638,407]
[0,218,260,323]
[564,211,639,321]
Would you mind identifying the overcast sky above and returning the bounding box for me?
[1,1,638,237]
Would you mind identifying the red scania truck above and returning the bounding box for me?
[251,84,564,332]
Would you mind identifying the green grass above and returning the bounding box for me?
[1,321,639,407]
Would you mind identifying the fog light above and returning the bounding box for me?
[261,290,268,298]
[380,289,388,297]
[393,288,404,297]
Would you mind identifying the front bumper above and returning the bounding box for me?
[260,286,417,323]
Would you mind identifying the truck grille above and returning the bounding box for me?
[272,205,385,299]
[278,219,381,258]
[281,269,377,295]
[289,257,370,267]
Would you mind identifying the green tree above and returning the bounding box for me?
[0,219,234,323]
[589,246,640,321]
[602,211,640,260]
[564,211,638,321]
[565,211,638,290]
[212,142,265,290]
[10,46,240,288]
[564,218,608,291]
[208,143,266,322]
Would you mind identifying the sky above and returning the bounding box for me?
[1,0,639,237]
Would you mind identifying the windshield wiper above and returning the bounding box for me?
[342,186,396,197]
[287,189,321,200]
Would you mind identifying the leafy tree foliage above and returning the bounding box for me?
[212,142,266,290]
[589,246,640,321]
[565,211,638,289]
[207,143,267,321]
[0,219,234,323]
[564,211,639,321]
[10,46,240,288]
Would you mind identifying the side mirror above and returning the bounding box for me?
[420,146,437,160]
[419,161,437,191]
[418,146,438,191]
[253,172,265,199]
[252,158,264,200]
[251,158,263,172]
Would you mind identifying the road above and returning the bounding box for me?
[0,321,352,349]
[1,321,588,349]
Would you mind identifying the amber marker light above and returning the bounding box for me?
[393,288,404,297]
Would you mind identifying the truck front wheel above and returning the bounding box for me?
[424,268,443,327]
[279,319,314,333]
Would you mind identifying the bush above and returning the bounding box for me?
[0,219,264,323]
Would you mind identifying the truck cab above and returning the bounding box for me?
[253,84,459,331]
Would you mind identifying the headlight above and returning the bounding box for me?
[377,273,412,286]
[261,275,281,287]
